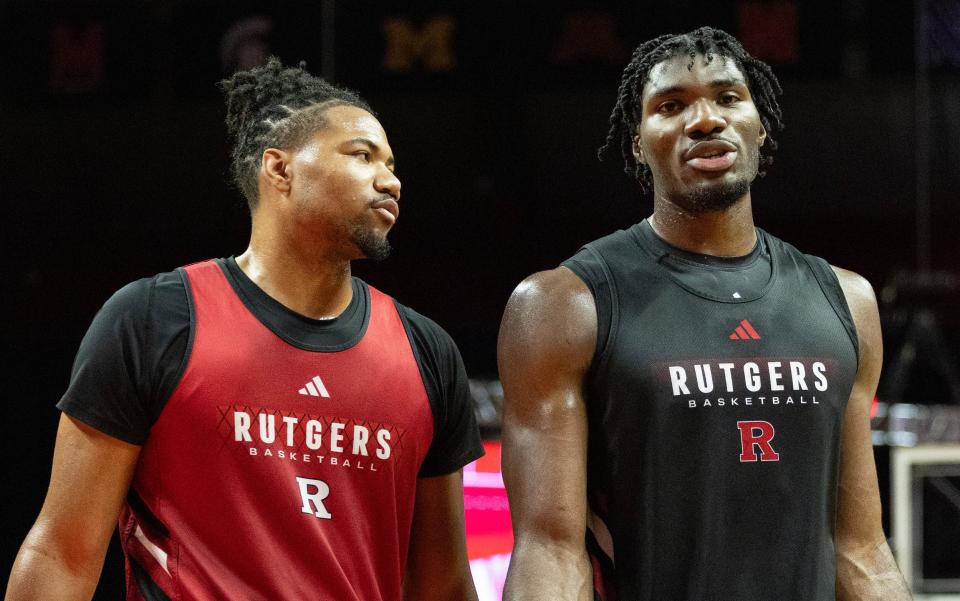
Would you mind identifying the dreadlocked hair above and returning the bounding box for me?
[219,57,374,208]
[598,26,784,193]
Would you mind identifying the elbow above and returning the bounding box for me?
[17,518,108,579]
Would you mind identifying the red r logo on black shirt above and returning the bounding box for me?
[737,420,780,462]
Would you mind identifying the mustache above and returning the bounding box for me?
[368,194,397,205]
[696,135,739,148]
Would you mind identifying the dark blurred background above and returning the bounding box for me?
[2,0,959,598]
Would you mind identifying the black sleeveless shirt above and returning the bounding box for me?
[563,220,858,601]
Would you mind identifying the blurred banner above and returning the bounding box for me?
[464,440,512,601]
[10,0,948,103]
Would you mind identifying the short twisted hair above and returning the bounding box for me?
[219,57,374,208]
[598,27,784,192]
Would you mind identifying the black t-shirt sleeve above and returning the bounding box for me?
[394,301,485,478]
[56,270,191,445]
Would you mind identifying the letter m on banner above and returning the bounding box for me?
[382,16,456,72]
[737,420,780,462]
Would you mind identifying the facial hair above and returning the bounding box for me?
[685,177,752,212]
[681,143,760,213]
[350,220,392,262]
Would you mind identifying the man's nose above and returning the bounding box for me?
[375,167,401,201]
[684,98,726,138]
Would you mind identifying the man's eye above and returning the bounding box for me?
[657,101,680,113]
[719,93,739,105]
[354,151,371,161]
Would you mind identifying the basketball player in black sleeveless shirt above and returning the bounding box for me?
[498,28,911,601]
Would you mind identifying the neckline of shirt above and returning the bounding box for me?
[215,256,371,352]
[636,218,766,269]
[630,220,778,304]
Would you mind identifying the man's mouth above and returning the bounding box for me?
[683,140,738,172]
[371,198,399,224]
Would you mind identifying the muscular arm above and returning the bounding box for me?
[499,268,597,601]
[832,267,912,601]
[403,471,478,601]
[5,414,140,601]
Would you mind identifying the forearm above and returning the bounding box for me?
[403,572,478,601]
[5,540,102,601]
[7,417,138,601]
[503,536,592,601]
[836,539,912,601]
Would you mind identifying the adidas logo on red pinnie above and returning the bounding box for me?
[729,319,761,340]
[298,375,330,398]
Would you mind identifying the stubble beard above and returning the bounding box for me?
[684,177,752,212]
[678,149,760,213]
[350,220,392,262]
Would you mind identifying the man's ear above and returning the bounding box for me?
[261,148,292,194]
[632,136,645,165]
[758,126,767,148]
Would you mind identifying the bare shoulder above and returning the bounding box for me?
[500,267,596,347]
[830,266,878,316]
[498,267,597,377]
[503,267,595,317]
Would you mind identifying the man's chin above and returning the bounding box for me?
[362,241,391,262]
[351,227,392,262]
[683,176,752,213]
